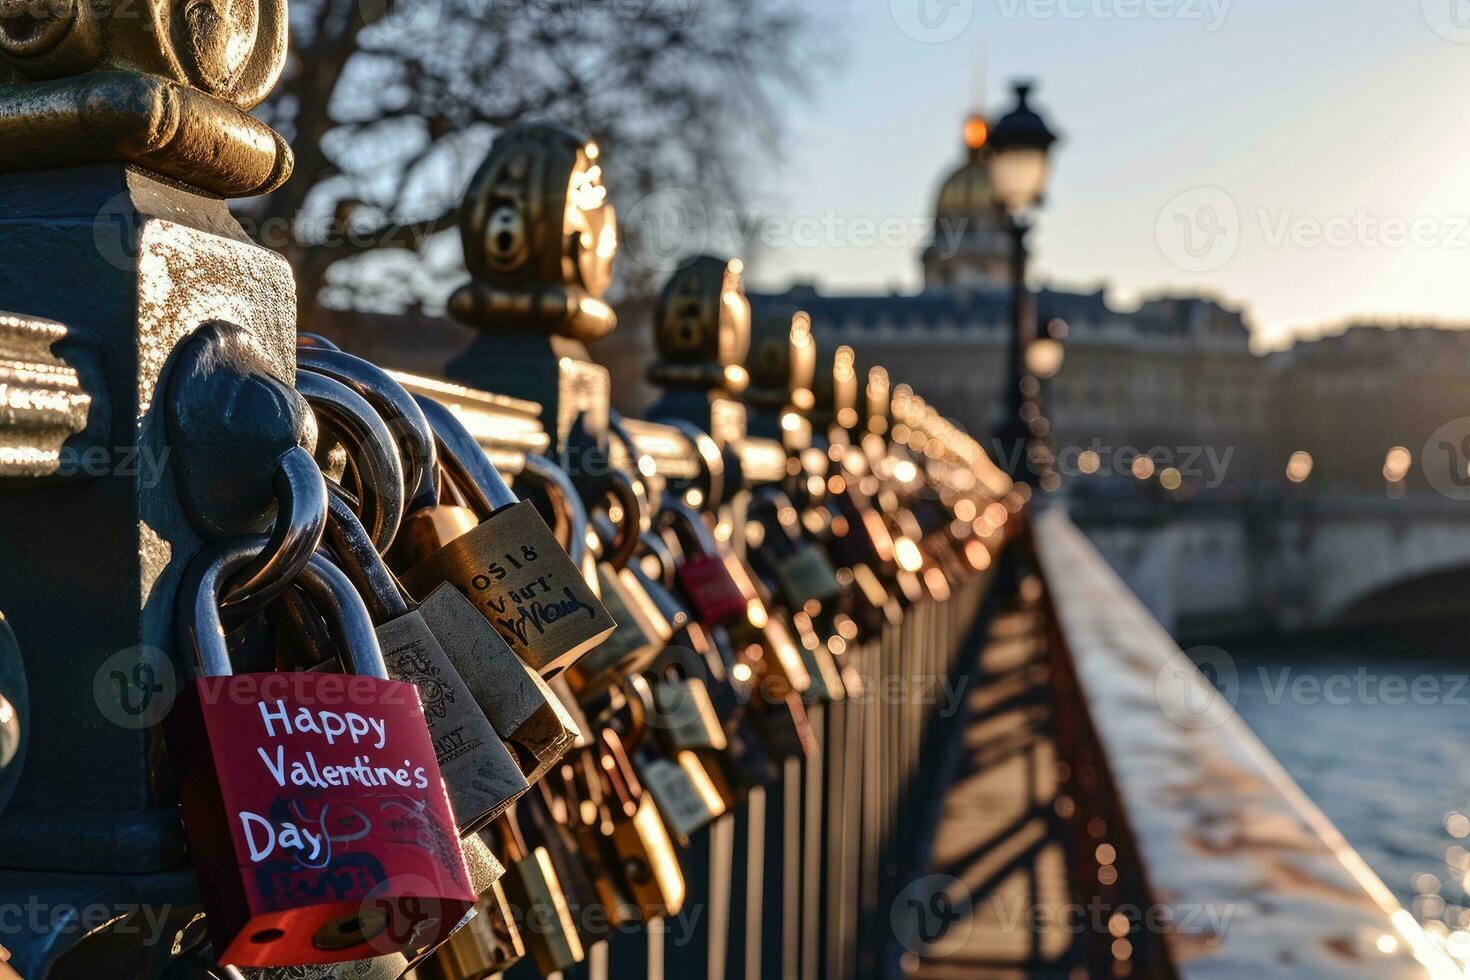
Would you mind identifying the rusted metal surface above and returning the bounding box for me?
[1034,508,1457,980]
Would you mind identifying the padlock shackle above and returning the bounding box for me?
[616,673,655,753]
[606,413,663,515]
[220,446,328,620]
[297,372,406,555]
[517,455,591,570]
[296,332,342,352]
[412,394,520,516]
[635,528,673,590]
[298,346,440,515]
[653,417,725,512]
[178,536,276,679]
[299,552,393,681]
[323,486,413,624]
[179,538,391,681]
[584,471,641,572]
[597,728,643,813]
[657,499,721,559]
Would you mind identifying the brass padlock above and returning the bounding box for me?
[620,675,726,846]
[416,883,526,980]
[402,396,616,677]
[324,487,530,834]
[488,806,587,975]
[595,728,686,921]
[567,556,671,697]
[416,580,580,786]
[558,751,641,930]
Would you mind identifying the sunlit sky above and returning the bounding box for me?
[741,0,1470,350]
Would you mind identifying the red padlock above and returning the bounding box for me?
[168,540,476,968]
[666,503,751,626]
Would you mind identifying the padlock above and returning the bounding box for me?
[593,729,685,921]
[415,580,580,786]
[487,807,587,975]
[414,881,529,980]
[747,488,846,614]
[416,884,526,980]
[557,752,642,930]
[296,345,441,517]
[566,553,671,697]
[649,647,729,756]
[459,831,508,895]
[521,778,616,944]
[168,541,475,967]
[401,396,616,677]
[775,546,844,611]
[619,675,726,846]
[663,502,753,626]
[325,486,531,834]
[633,570,777,795]
[295,370,406,555]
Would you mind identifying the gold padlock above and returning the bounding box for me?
[597,729,686,921]
[619,676,726,846]
[488,807,587,975]
[416,884,526,980]
[402,397,617,676]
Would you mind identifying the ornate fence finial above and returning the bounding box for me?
[452,122,618,343]
[647,255,750,395]
[866,366,891,437]
[833,344,861,432]
[746,310,815,410]
[0,0,291,196]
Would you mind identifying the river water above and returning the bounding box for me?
[1220,629,1470,959]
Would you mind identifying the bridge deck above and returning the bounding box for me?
[912,595,1093,980]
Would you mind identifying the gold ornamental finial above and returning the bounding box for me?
[647,255,751,394]
[451,122,619,343]
[745,309,815,411]
[0,0,292,196]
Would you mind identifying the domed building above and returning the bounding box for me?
[921,115,1014,292]
[748,113,1268,491]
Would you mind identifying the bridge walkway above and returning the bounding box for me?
[911,592,1095,980]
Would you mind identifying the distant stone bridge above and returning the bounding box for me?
[1069,492,1470,639]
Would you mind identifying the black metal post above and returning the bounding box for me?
[998,214,1034,483]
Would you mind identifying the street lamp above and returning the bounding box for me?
[988,81,1059,483]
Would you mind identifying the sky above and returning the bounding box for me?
[739,0,1470,350]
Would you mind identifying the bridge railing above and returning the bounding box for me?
[0,43,1015,980]
[1032,508,1457,980]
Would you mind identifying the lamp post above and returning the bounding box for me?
[988,81,1059,483]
